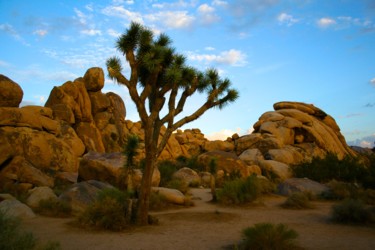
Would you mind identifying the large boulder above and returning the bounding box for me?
[151,187,185,205]
[0,195,36,219]
[78,151,124,186]
[78,151,161,188]
[59,180,113,214]
[0,156,54,188]
[277,178,329,196]
[0,127,80,173]
[26,186,57,208]
[258,160,292,180]
[198,151,261,177]
[83,67,105,92]
[0,74,23,107]
[75,122,105,153]
[172,167,201,186]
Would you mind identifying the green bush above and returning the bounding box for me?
[78,188,133,231]
[217,175,274,205]
[281,192,315,209]
[149,192,168,211]
[331,199,373,224]
[166,179,189,194]
[0,210,61,250]
[35,198,72,217]
[158,160,179,187]
[293,153,367,184]
[241,223,301,250]
[321,180,361,200]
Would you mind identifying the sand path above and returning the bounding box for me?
[21,188,375,250]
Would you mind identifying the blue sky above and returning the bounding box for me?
[1,0,375,147]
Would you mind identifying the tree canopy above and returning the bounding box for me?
[106,22,239,225]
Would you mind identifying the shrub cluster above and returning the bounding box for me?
[240,223,301,250]
[281,192,315,209]
[331,199,375,225]
[0,210,61,250]
[35,198,72,217]
[292,153,368,184]
[217,175,275,205]
[78,188,133,231]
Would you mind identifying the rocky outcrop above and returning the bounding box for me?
[232,101,356,179]
[0,194,36,219]
[277,178,329,196]
[0,74,23,107]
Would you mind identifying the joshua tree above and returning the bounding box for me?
[106,22,239,225]
[122,134,139,193]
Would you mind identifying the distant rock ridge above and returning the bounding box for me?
[0,68,357,194]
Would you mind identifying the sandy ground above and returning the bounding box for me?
[21,188,375,250]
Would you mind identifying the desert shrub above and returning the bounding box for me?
[149,192,168,211]
[0,210,61,250]
[293,153,367,184]
[331,199,373,224]
[240,223,301,250]
[35,198,72,217]
[78,188,132,231]
[217,175,274,205]
[166,179,189,194]
[321,180,361,200]
[281,192,315,209]
[158,160,179,187]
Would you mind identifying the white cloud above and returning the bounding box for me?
[277,13,299,26]
[85,4,94,11]
[206,129,238,140]
[74,8,88,25]
[0,59,11,67]
[205,46,215,51]
[348,134,375,148]
[81,29,102,36]
[206,127,249,140]
[212,0,228,7]
[198,4,215,13]
[188,49,247,66]
[152,0,197,9]
[197,4,220,25]
[107,28,121,37]
[317,17,336,28]
[102,5,143,23]
[146,11,195,29]
[33,29,48,36]
[0,23,30,46]
[370,78,375,86]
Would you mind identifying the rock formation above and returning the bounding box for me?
[0,68,358,194]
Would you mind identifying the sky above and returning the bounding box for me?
[1,0,375,148]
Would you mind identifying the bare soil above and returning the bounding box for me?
[21,188,375,250]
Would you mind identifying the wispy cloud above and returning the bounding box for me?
[102,5,143,23]
[277,13,299,26]
[365,103,375,108]
[146,11,195,29]
[81,29,102,36]
[188,49,247,66]
[33,29,48,37]
[317,17,336,28]
[370,78,375,86]
[0,23,30,46]
[348,134,375,148]
[338,113,363,119]
[197,3,220,25]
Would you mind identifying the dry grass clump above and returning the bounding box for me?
[0,210,61,250]
[331,199,375,225]
[239,223,302,250]
[281,192,315,209]
[217,175,275,205]
[35,198,72,217]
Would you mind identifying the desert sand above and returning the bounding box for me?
[21,188,375,250]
